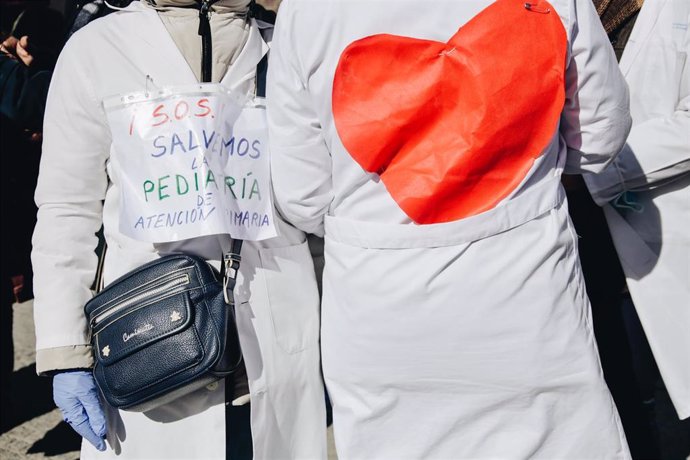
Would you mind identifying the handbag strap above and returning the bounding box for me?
[94,231,107,293]
[221,239,243,305]
[220,39,266,303]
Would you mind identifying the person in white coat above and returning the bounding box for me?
[267,0,633,457]
[584,0,690,422]
[31,0,327,458]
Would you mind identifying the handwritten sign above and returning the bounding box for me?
[104,84,277,242]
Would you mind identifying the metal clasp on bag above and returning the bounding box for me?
[222,251,241,305]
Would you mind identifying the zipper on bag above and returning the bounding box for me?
[91,273,190,328]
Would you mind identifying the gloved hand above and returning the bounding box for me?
[53,371,107,451]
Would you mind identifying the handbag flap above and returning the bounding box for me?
[94,293,193,366]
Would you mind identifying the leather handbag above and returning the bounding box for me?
[84,245,243,412]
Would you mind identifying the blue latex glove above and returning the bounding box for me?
[53,371,107,451]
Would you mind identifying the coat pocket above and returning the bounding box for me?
[259,241,320,354]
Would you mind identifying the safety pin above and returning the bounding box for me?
[524,3,551,13]
[439,47,457,57]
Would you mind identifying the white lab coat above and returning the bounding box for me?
[584,0,690,420]
[267,0,632,458]
[31,3,327,458]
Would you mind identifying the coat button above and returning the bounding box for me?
[206,381,219,391]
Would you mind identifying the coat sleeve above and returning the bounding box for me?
[31,36,110,374]
[560,0,632,174]
[266,0,332,237]
[584,34,690,204]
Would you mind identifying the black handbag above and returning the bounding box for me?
[84,243,243,412]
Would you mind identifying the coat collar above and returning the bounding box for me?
[128,2,268,91]
[134,2,199,83]
[220,18,269,92]
[619,0,667,76]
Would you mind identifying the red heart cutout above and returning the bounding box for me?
[333,0,567,224]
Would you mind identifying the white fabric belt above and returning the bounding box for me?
[325,177,565,249]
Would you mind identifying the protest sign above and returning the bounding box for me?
[104,84,277,242]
